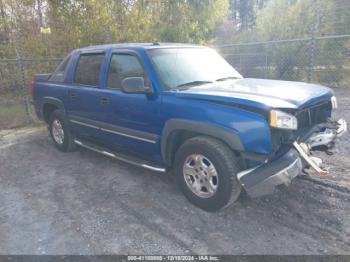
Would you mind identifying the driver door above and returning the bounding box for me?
[96,51,162,162]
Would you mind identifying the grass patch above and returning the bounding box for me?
[0,102,30,129]
[0,94,40,129]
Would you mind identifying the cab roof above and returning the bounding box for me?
[76,43,206,52]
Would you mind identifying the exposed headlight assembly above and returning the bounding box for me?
[270,110,298,130]
[331,96,338,109]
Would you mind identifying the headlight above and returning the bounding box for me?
[270,110,298,130]
[331,96,337,109]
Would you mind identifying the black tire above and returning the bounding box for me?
[174,136,242,212]
[49,110,75,152]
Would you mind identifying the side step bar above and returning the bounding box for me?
[73,139,166,173]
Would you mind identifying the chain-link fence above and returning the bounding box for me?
[0,58,62,129]
[0,34,350,129]
[216,34,350,88]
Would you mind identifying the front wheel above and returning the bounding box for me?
[174,136,242,212]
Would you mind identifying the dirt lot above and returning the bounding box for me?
[0,89,349,255]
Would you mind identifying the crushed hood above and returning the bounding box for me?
[173,78,334,111]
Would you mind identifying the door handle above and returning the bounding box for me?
[100,97,109,105]
[69,93,77,100]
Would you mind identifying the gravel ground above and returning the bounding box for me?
[0,89,349,255]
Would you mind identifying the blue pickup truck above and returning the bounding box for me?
[31,43,347,211]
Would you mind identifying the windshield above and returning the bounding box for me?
[147,47,242,90]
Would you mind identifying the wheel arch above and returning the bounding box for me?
[161,119,244,166]
[41,97,65,123]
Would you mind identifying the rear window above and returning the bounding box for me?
[74,53,105,86]
[49,54,71,82]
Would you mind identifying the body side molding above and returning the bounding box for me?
[69,115,159,144]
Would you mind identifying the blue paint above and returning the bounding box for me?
[33,44,334,165]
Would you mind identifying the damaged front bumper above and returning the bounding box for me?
[303,118,347,150]
[238,118,347,198]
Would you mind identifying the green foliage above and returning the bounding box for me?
[0,0,229,98]
[0,0,229,59]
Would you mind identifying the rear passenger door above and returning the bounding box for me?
[66,52,106,140]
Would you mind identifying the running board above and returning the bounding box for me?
[73,139,166,173]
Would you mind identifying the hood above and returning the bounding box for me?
[173,78,334,111]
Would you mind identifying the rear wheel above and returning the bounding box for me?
[49,110,75,152]
[174,136,242,211]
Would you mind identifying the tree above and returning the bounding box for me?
[229,0,267,32]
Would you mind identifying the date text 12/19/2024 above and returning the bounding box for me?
[127,255,220,261]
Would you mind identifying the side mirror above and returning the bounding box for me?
[121,77,153,94]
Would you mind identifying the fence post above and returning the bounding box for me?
[308,0,319,83]
[239,54,242,72]
[265,54,268,78]
[14,30,31,122]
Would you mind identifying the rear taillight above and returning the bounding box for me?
[29,79,35,97]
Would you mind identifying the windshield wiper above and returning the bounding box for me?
[175,80,213,89]
[215,76,240,82]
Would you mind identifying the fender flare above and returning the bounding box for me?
[161,119,244,164]
[41,97,65,111]
[41,97,65,121]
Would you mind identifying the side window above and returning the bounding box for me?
[107,54,145,89]
[49,54,71,82]
[74,53,105,87]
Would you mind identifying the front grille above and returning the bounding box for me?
[296,101,332,128]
